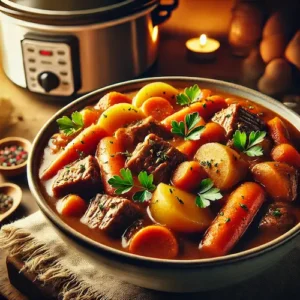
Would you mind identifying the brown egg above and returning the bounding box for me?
[285,30,300,70]
[241,49,265,87]
[258,58,292,95]
[263,12,290,38]
[260,34,288,63]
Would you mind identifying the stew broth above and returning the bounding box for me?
[39,85,300,260]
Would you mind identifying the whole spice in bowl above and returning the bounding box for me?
[0,145,28,167]
[0,183,22,222]
[0,193,14,214]
[0,137,31,177]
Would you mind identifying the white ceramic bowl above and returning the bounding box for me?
[28,77,300,292]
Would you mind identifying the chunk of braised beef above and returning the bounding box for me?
[53,155,101,198]
[212,104,266,137]
[122,219,145,248]
[125,134,187,184]
[81,194,142,236]
[259,202,296,234]
[115,116,173,151]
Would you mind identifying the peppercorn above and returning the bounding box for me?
[0,193,13,214]
[0,145,28,167]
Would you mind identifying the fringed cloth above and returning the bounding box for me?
[1,211,300,300]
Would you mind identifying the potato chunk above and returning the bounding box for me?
[150,183,214,233]
[132,82,178,108]
[194,143,248,190]
[97,103,144,135]
[251,162,298,202]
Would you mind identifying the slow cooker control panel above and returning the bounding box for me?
[22,35,81,96]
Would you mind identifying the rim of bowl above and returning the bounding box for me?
[28,76,300,267]
[0,137,31,171]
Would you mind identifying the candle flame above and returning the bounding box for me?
[199,34,207,46]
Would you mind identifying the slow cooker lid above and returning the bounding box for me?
[0,0,158,24]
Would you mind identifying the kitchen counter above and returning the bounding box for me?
[0,31,299,299]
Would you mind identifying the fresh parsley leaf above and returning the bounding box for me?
[272,208,282,217]
[248,131,266,148]
[195,178,223,208]
[108,169,156,202]
[171,112,205,141]
[244,145,264,157]
[185,112,201,131]
[233,130,266,157]
[57,111,84,136]
[133,190,152,202]
[233,130,247,151]
[176,94,190,106]
[176,84,201,106]
[108,168,133,194]
[171,120,185,137]
[185,125,205,140]
[138,171,156,191]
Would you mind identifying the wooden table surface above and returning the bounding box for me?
[0,31,299,299]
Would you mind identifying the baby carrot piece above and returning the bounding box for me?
[57,194,87,217]
[96,136,126,195]
[199,182,265,257]
[271,143,300,168]
[94,92,131,111]
[177,122,226,159]
[80,107,102,127]
[267,117,290,145]
[129,225,179,259]
[141,97,174,121]
[41,124,107,180]
[172,161,207,192]
[162,95,227,130]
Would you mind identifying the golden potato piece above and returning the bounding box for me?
[132,82,178,108]
[195,143,248,190]
[97,103,144,135]
[150,183,214,233]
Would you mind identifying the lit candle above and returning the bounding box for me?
[186,34,220,60]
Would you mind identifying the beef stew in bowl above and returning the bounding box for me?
[38,80,300,261]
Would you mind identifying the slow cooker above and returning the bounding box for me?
[0,0,178,98]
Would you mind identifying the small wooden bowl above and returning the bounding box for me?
[0,183,22,222]
[0,137,32,177]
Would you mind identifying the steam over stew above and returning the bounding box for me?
[39,82,300,260]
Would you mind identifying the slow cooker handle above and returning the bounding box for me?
[152,0,179,26]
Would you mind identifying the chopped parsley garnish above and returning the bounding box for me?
[108,168,156,202]
[233,130,266,157]
[239,203,248,211]
[272,208,282,217]
[176,84,201,106]
[57,111,84,136]
[195,178,223,208]
[225,217,231,223]
[171,112,205,141]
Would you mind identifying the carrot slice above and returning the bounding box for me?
[94,92,131,111]
[271,143,300,168]
[171,161,207,192]
[57,194,87,217]
[267,117,290,145]
[177,122,226,159]
[141,97,174,121]
[80,107,101,127]
[129,225,179,259]
[41,124,107,180]
[96,136,126,196]
[162,95,227,130]
[199,182,265,257]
